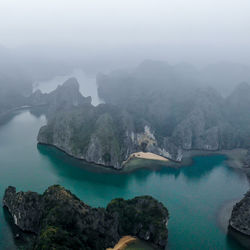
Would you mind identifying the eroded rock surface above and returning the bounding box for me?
[38,62,250,169]
[229,190,250,236]
[3,185,169,250]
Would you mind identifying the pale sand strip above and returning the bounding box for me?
[130,152,169,161]
[107,236,137,250]
[122,152,169,166]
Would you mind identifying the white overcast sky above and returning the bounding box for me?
[0,0,250,64]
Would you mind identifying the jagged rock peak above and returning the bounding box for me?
[57,77,80,90]
[30,77,92,110]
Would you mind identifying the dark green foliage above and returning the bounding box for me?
[35,226,82,250]
[32,185,116,250]
[103,152,111,163]
[4,185,169,250]
[107,196,169,243]
[38,103,131,165]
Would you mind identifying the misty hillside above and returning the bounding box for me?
[97,60,250,140]
[1,1,250,250]
[0,47,32,115]
[37,68,250,169]
[98,60,250,98]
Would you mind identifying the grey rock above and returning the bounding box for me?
[37,63,250,169]
[229,190,250,236]
[3,186,42,233]
[243,149,250,168]
[29,77,92,116]
[3,185,169,250]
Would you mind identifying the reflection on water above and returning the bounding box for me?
[227,227,250,249]
[0,110,249,250]
[37,143,247,186]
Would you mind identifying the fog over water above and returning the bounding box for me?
[1,1,250,250]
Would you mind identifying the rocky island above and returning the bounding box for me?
[29,77,92,115]
[37,61,250,170]
[228,191,250,248]
[229,191,250,236]
[3,185,169,250]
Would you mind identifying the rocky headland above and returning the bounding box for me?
[3,185,169,250]
[29,77,92,116]
[229,191,250,236]
[228,191,250,248]
[37,61,250,170]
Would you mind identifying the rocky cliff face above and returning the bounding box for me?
[38,103,183,169]
[3,185,169,250]
[37,62,250,169]
[29,77,92,115]
[229,190,250,236]
[3,186,42,233]
[97,63,250,155]
[243,150,250,168]
[171,88,242,151]
[107,196,169,247]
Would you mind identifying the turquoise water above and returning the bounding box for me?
[0,110,249,250]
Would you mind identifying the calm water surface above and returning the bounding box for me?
[0,110,249,250]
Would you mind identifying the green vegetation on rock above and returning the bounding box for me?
[3,185,169,250]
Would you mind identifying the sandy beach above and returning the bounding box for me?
[107,236,136,250]
[130,152,169,161]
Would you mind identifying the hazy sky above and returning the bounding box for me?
[0,0,250,65]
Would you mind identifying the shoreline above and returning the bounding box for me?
[37,142,122,173]
[217,198,250,249]
[123,152,169,164]
[107,236,136,250]
[216,199,238,233]
[37,142,181,174]
[37,142,249,175]
[0,105,47,126]
[181,149,250,181]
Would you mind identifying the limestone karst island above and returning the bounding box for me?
[0,1,250,249]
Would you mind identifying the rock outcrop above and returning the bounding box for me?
[29,77,91,116]
[3,185,169,250]
[97,62,250,157]
[242,149,250,169]
[36,61,250,169]
[37,103,182,169]
[107,196,169,247]
[229,190,250,236]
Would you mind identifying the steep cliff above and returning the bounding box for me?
[3,185,169,250]
[229,190,250,236]
[97,62,250,154]
[29,77,92,115]
[107,196,169,247]
[243,149,250,168]
[38,103,181,168]
[37,62,250,169]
